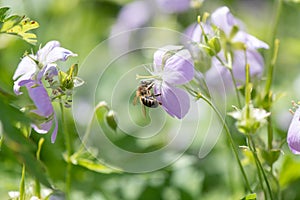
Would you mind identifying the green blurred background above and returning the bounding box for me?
[1,0,300,199]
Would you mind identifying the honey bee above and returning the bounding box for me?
[133,80,161,116]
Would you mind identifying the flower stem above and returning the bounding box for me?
[264,0,282,152]
[229,69,242,108]
[215,54,242,108]
[199,93,252,193]
[264,0,282,93]
[248,135,274,200]
[60,101,72,200]
[247,135,267,199]
[19,164,26,200]
[34,138,44,198]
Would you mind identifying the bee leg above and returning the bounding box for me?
[146,82,155,90]
[139,98,147,117]
[154,93,161,97]
[133,95,138,105]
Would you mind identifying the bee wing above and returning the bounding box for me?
[141,104,147,117]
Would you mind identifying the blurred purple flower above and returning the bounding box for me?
[155,0,190,13]
[206,49,264,87]
[110,0,191,54]
[211,6,269,50]
[150,45,194,119]
[185,6,268,94]
[13,40,77,143]
[287,108,300,154]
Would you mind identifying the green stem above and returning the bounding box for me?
[264,0,282,93]
[34,138,44,198]
[60,101,72,200]
[249,136,273,200]
[215,54,242,108]
[19,164,26,200]
[264,0,282,152]
[247,135,267,199]
[229,69,242,108]
[199,94,252,193]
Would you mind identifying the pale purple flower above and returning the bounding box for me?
[13,40,77,143]
[24,80,58,143]
[110,0,191,54]
[150,45,194,119]
[206,49,264,86]
[155,0,190,13]
[185,6,268,94]
[287,108,300,154]
[13,41,77,94]
[211,6,269,50]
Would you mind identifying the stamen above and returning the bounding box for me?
[136,74,160,80]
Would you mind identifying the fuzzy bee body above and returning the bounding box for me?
[133,80,161,116]
[141,95,160,108]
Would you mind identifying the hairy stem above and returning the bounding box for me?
[199,94,252,193]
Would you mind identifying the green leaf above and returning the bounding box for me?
[241,193,257,200]
[0,7,39,44]
[0,7,10,21]
[261,148,281,167]
[0,98,52,188]
[279,156,300,188]
[68,149,121,174]
[75,158,119,174]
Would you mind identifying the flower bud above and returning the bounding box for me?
[228,104,270,134]
[106,110,118,131]
[207,36,221,55]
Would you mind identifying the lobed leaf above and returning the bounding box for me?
[0,7,39,44]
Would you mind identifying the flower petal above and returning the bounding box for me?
[45,46,77,64]
[32,120,52,134]
[37,41,60,64]
[155,82,190,119]
[163,49,194,85]
[234,31,269,49]
[233,50,264,83]
[211,6,244,36]
[117,0,152,29]
[287,108,300,154]
[37,40,77,66]
[37,64,58,81]
[26,81,54,117]
[13,56,37,95]
[153,45,185,73]
[155,0,190,13]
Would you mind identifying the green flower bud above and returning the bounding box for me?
[207,36,221,55]
[106,110,118,131]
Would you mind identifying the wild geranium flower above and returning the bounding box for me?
[142,45,194,119]
[13,40,77,143]
[209,6,269,83]
[287,107,300,154]
[186,6,268,91]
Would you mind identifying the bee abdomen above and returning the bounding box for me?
[141,96,159,108]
